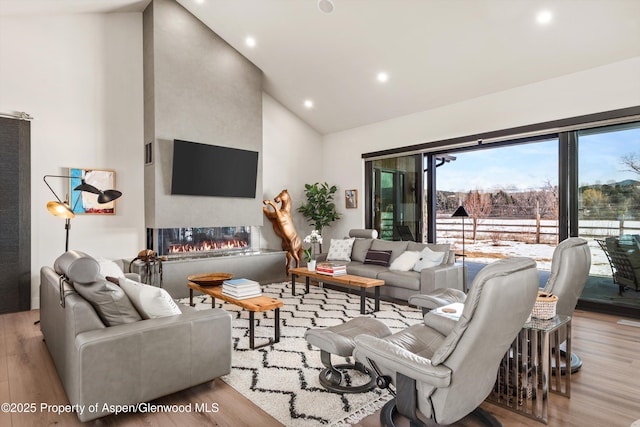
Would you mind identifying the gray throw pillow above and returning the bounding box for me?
[74,278,142,326]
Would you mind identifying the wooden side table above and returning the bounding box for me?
[187,281,283,350]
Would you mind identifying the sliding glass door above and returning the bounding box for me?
[434,138,559,261]
[362,110,640,317]
[369,155,421,241]
[577,122,640,313]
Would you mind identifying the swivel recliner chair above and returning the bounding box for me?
[354,257,539,426]
[408,237,591,373]
[539,237,591,372]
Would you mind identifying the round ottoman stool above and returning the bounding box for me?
[305,317,392,393]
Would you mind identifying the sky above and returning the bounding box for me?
[435,126,640,193]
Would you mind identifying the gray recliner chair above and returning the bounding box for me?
[409,237,591,373]
[354,257,539,426]
[540,237,591,372]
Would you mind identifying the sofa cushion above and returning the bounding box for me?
[351,238,374,263]
[413,246,446,271]
[390,251,421,271]
[327,238,356,262]
[349,229,379,239]
[73,279,142,326]
[370,240,409,264]
[378,270,421,291]
[54,250,100,284]
[364,249,392,266]
[347,262,389,279]
[119,278,182,319]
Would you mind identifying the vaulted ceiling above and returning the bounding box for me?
[2,0,639,134]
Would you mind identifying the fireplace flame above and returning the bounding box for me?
[168,239,248,254]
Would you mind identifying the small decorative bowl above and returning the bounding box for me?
[187,272,234,286]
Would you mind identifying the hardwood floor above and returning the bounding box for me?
[1,309,639,426]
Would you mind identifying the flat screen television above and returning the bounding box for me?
[171,139,259,198]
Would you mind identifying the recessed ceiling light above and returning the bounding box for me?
[536,10,553,25]
[377,72,389,83]
[245,36,256,47]
[318,0,334,14]
[194,0,205,4]
[304,100,314,109]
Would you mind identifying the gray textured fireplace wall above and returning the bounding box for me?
[143,0,263,230]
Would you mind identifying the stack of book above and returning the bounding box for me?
[316,262,347,276]
[222,278,262,300]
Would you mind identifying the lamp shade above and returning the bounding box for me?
[452,205,469,218]
[46,201,75,219]
[74,181,122,204]
[97,189,122,204]
[73,182,101,194]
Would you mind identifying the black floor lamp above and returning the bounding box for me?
[452,205,469,291]
[44,174,122,251]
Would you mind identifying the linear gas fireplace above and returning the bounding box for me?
[148,226,253,258]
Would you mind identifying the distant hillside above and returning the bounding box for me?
[579,179,640,190]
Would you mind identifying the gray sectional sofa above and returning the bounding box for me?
[40,251,232,421]
[317,229,464,301]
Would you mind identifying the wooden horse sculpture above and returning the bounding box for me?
[263,189,303,274]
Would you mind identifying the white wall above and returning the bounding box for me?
[322,57,640,240]
[1,9,638,308]
[0,13,146,308]
[261,93,323,250]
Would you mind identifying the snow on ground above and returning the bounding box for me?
[439,237,611,276]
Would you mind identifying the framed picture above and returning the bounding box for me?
[69,168,117,214]
[345,189,358,209]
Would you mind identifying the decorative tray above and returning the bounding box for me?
[187,272,234,286]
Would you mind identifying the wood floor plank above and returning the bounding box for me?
[2,309,282,427]
[0,313,11,427]
[1,308,639,426]
[5,310,72,426]
[357,309,640,427]
[0,312,8,384]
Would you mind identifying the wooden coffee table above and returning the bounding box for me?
[187,281,283,350]
[289,267,385,315]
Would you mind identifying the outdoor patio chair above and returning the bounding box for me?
[596,236,640,295]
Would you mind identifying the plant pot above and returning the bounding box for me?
[307,260,316,271]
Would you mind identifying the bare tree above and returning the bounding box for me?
[538,180,558,219]
[622,153,640,175]
[465,190,492,242]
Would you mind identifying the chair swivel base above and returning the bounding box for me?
[380,398,503,427]
[305,317,393,393]
[551,349,583,375]
[319,351,376,393]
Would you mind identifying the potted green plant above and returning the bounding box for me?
[297,183,341,247]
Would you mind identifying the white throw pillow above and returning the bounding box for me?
[389,251,421,272]
[95,257,125,279]
[326,238,355,262]
[119,278,182,319]
[412,246,446,271]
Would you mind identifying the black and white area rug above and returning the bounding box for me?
[179,282,423,426]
